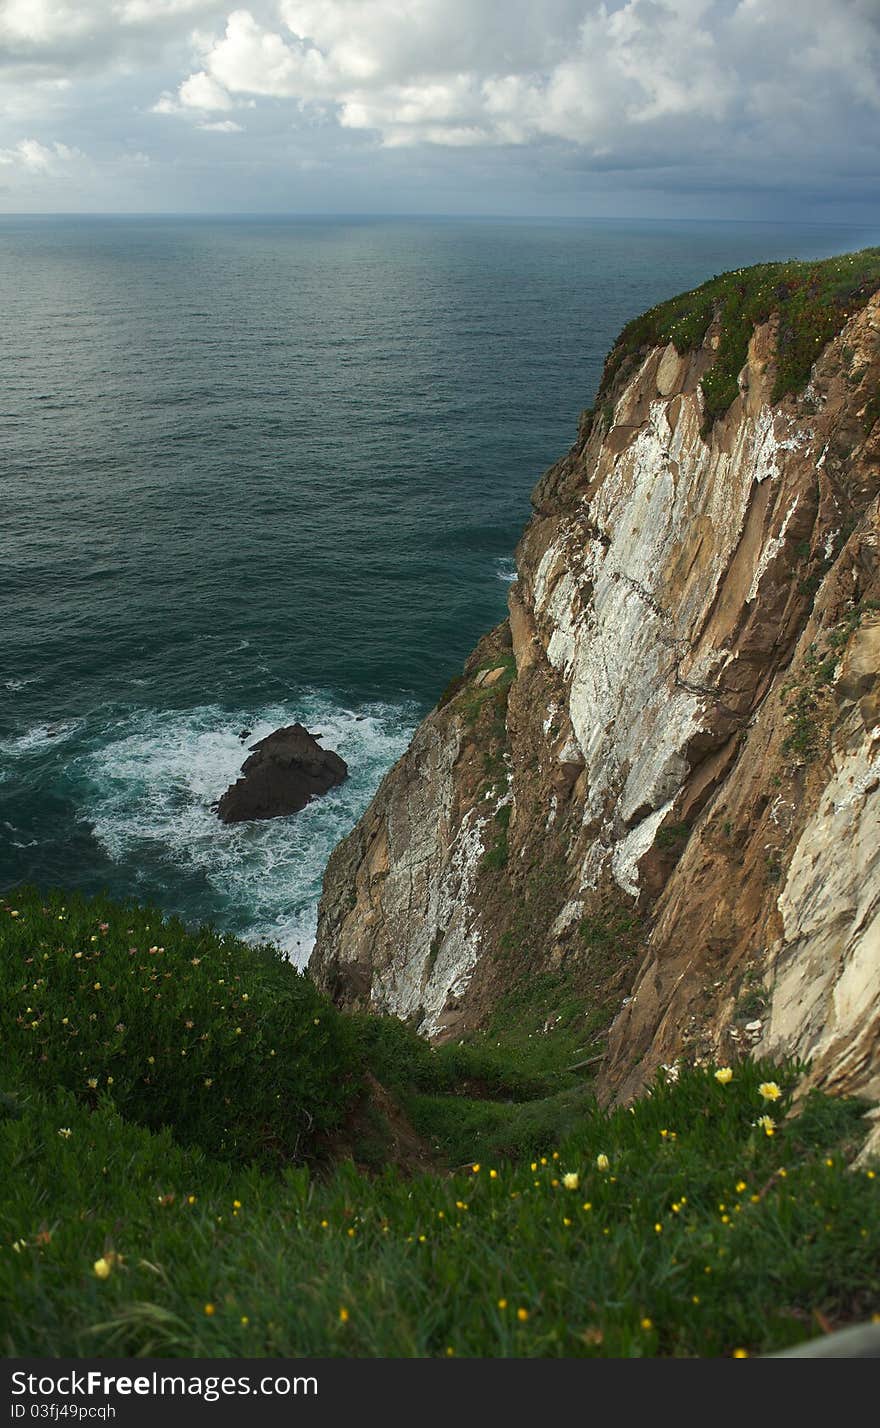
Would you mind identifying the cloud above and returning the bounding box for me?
[0,1,877,214]
[0,138,83,170]
[153,0,879,165]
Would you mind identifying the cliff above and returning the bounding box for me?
[310,252,880,1145]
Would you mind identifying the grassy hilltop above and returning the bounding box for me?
[2,887,878,1358]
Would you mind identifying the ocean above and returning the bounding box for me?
[2,214,876,961]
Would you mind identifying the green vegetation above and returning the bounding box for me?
[655,821,691,851]
[781,600,880,760]
[2,888,879,1357]
[482,801,511,872]
[601,247,880,430]
[733,987,769,1022]
[0,888,360,1167]
[458,652,517,730]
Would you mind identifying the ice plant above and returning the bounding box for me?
[756,1115,775,1136]
[758,1081,781,1102]
[562,1172,579,1190]
[93,1258,111,1280]
[714,1067,733,1084]
[596,1154,610,1172]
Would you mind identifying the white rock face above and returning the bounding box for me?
[761,728,880,1101]
[525,352,813,898]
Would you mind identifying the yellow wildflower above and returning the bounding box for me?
[714,1067,733,1084]
[562,1172,579,1191]
[93,1258,112,1280]
[204,1304,215,1316]
[758,1082,781,1102]
[339,1307,349,1324]
[517,1308,529,1322]
[596,1154,610,1172]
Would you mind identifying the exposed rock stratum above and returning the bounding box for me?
[310,265,880,1153]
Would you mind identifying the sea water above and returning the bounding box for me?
[2,215,876,959]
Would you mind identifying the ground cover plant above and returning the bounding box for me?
[2,889,879,1358]
[0,888,360,1165]
[598,246,880,429]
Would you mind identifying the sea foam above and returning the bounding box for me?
[74,695,417,964]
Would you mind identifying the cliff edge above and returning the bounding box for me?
[310,251,880,1145]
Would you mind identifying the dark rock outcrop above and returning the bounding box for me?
[217,724,347,823]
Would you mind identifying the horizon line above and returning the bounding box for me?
[0,210,878,229]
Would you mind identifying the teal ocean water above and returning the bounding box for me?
[2,215,876,960]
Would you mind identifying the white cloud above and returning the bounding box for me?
[0,138,83,170]
[0,1,877,211]
[198,117,244,130]
[152,0,879,158]
[179,69,235,109]
[0,0,92,45]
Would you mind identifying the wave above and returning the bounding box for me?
[495,557,517,584]
[72,694,417,965]
[0,719,83,756]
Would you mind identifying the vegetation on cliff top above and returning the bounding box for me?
[600,246,880,429]
[2,887,879,1357]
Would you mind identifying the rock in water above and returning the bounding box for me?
[216,724,347,823]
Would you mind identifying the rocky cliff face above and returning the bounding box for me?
[310,271,880,1139]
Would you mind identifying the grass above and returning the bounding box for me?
[2,1060,878,1358]
[599,247,880,431]
[1,888,879,1358]
[0,888,361,1167]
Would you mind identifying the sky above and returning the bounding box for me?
[0,0,878,218]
